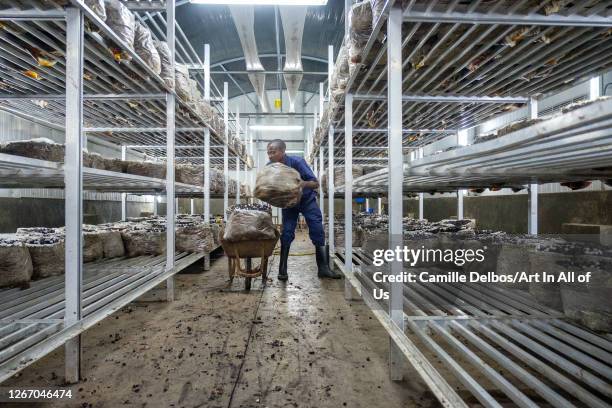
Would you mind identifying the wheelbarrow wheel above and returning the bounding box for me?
[245,277,252,291]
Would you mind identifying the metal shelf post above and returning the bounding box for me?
[121,146,127,221]
[223,82,229,220]
[165,0,177,302]
[64,6,84,384]
[319,149,324,221]
[204,43,211,222]
[528,97,538,236]
[236,110,240,204]
[344,93,354,300]
[388,3,404,382]
[328,125,334,267]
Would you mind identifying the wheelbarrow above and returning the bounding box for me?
[220,229,279,291]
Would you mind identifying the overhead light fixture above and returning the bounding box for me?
[250,125,304,131]
[190,0,327,5]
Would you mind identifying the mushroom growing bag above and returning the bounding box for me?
[254,163,302,209]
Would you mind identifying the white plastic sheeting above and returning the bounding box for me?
[229,6,270,112]
[279,6,307,113]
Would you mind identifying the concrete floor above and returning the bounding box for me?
[5,232,439,408]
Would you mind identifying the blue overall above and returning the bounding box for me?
[273,155,325,247]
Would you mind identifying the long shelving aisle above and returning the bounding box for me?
[0,0,249,384]
[312,1,612,406]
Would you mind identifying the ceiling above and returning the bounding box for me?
[175,0,346,100]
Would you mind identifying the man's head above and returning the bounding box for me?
[267,139,286,163]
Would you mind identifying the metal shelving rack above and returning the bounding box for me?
[312,1,612,406]
[0,0,250,383]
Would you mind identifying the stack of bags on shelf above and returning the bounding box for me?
[309,0,386,165]
[83,0,229,142]
[0,215,219,289]
[0,138,254,194]
[321,164,364,192]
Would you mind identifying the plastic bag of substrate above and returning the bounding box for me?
[255,163,302,208]
[83,151,106,169]
[96,229,125,258]
[134,22,161,75]
[102,157,125,173]
[0,236,33,288]
[223,206,276,243]
[175,63,192,102]
[125,160,166,179]
[176,164,204,186]
[82,230,104,262]
[24,235,65,279]
[334,164,364,187]
[0,138,65,162]
[370,0,385,25]
[349,1,373,64]
[105,0,136,50]
[176,224,215,253]
[189,78,202,103]
[85,0,106,21]
[121,228,167,257]
[153,39,174,89]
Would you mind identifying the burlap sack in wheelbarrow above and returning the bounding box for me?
[222,207,277,243]
[220,204,278,258]
[254,162,302,208]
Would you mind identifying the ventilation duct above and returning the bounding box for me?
[229,6,270,112]
[279,6,307,113]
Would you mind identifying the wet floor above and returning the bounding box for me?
[4,232,439,408]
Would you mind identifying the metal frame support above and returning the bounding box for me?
[387,4,404,382]
[457,190,464,220]
[319,82,325,118]
[590,76,601,100]
[328,46,333,97]
[236,153,240,204]
[402,10,612,27]
[64,6,84,384]
[165,0,176,302]
[204,44,211,222]
[319,149,324,221]
[223,82,229,220]
[377,197,382,215]
[365,198,370,212]
[121,146,127,221]
[344,94,354,300]
[190,199,195,215]
[418,193,424,220]
[328,126,335,268]
[528,96,538,236]
[352,94,528,104]
[154,196,159,215]
[236,110,240,205]
[528,185,538,235]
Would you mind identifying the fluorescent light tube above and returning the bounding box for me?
[191,0,327,5]
[250,125,304,131]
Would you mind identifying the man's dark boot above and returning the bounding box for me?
[315,246,341,279]
[278,244,290,281]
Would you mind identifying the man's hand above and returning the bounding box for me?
[300,180,319,190]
